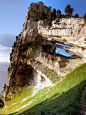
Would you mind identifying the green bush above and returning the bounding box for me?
[83,13,86,23]
[74,13,79,18]
[0,98,4,108]
[48,19,52,27]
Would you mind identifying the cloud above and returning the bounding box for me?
[0,34,16,47]
[0,54,10,63]
[0,44,12,50]
[0,54,5,56]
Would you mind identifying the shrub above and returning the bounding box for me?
[23,23,25,27]
[75,13,79,18]
[55,18,60,25]
[48,19,52,27]
[6,93,11,101]
[3,84,6,90]
[38,12,47,20]
[0,98,4,108]
[16,36,18,40]
[83,13,86,23]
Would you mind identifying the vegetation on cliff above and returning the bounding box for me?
[83,13,86,23]
[0,98,4,108]
[64,4,74,17]
[47,3,81,27]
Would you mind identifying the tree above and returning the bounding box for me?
[57,10,61,18]
[83,13,86,23]
[3,84,6,89]
[52,8,56,19]
[48,8,57,27]
[48,19,52,27]
[74,13,79,18]
[50,12,54,20]
[48,12,53,27]
[65,4,74,17]
[38,12,47,20]
[16,36,18,40]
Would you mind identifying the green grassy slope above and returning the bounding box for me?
[0,63,86,115]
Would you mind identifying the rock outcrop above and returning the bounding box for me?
[1,2,86,101]
[38,18,86,58]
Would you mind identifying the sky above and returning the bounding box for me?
[0,0,86,62]
[0,34,15,62]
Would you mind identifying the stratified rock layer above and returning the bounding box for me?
[1,2,86,101]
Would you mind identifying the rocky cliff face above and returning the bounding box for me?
[1,2,86,101]
[38,18,86,58]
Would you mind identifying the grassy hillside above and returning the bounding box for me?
[0,63,86,115]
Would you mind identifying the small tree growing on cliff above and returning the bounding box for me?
[52,8,56,19]
[74,13,79,18]
[50,12,54,20]
[3,84,6,90]
[38,12,47,20]
[0,98,4,108]
[65,4,74,17]
[83,13,86,23]
[48,12,53,27]
[48,19,52,27]
[57,10,61,18]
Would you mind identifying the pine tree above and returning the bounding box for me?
[52,8,56,19]
[65,4,74,17]
[48,12,54,27]
[57,10,61,18]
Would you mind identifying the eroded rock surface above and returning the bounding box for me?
[1,2,86,101]
[8,2,86,88]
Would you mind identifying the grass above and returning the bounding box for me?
[0,63,86,115]
[82,87,86,106]
[44,69,59,83]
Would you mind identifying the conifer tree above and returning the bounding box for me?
[65,4,74,17]
[52,8,56,19]
[57,10,61,18]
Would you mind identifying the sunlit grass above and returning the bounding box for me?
[0,63,86,115]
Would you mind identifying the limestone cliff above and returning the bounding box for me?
[1,2,86,101]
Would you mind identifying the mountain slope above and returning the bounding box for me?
[0,63,86,115]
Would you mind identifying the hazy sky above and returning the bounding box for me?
[0,0,86,62]
[0,34,15,62]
